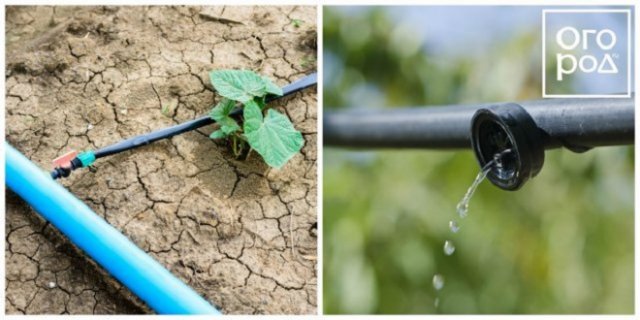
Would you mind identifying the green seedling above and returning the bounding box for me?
[208,69,304,168]
[161,104,170,116]
[291,19,303,28]
[161,98,178,117]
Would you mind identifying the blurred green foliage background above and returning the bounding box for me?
[323,7,634,314]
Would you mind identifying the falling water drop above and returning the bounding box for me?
[48,282,56,289]
[456,203,468,218]
[449,220,460,233]
[432,274,445,291]
[431,156,507,311]
[443,240,456,256]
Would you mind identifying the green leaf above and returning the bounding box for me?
[262,76,283,96]
[209,98,236,120]
[218,117,240,134]
[243,99,263,133]
[209,70,266,103]
[244,107,304,168]
[209,98,240,138]
[209,130,226,140]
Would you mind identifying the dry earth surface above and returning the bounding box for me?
[5,6,317,314]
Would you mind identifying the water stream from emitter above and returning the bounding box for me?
[432,157,498,311]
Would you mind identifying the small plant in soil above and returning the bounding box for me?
[208,69,304,168]
[291,19,303,28]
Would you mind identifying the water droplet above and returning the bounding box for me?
[449,220,460,233]
[434,297,440,308]
[432,274,445,291]
[444,240,455,255]
[456,203,468,218]
[48,282,56,288]
[87,123,94,130]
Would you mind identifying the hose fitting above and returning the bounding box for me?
[471,103,545,191]
[51,150,95,180]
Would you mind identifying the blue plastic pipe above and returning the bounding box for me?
[5,143,220,315]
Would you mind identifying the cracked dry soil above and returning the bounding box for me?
[5,6,317,314]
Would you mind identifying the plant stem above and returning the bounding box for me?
[232,135,239,157]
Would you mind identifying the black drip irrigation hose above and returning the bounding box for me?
[324,97,634,150]
[51,72,317,179]
[324,96,634,190]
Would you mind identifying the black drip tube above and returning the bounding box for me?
[95,72,317,158]
[324,97,634,190]
[51,73,317,179]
